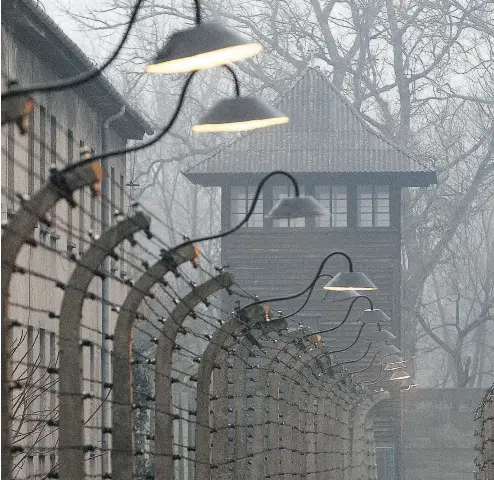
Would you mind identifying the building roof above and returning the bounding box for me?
[2,0,153,140]
[185,68,436,186]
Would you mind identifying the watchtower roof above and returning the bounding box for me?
[185,68,436,186]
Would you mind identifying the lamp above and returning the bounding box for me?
[389,369,411,381]
[146,1,262,73]
[193,65,288,133]
[239,261,375,335]
[321,274,360,302]
[362,325,396,343]
[358,308,391,323]
[384,362,406,371]
[380,355,404,365]
[400,378,418,391]
[146,24,262,74]
[300,252,377,292]
[324,272,377,291]
[266,195,329,219]
[377,344,401,356]
[322,252,376,291]
[173,171,328,250]
[279,274,358,323]
[193,97,288,133]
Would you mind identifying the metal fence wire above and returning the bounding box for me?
[2,124,390,480]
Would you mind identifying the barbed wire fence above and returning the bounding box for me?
[474,383,494,479]
[2,120,390,480]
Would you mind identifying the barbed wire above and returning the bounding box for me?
[3,122,389,480]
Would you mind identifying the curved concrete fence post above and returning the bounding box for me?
[296,350,333,480]
[111,244,196,479]
[266,362,281,480]
[210,349,229,479]
[230,320,287,480]
[272,337,327,479]
[264,333,315,479]
[341,383,356,480]
[154,272,234,480]
[257,330,306,480]
[194,305,265,480]
[58,212,150,480]
[323,385,343,479]
[1,163,100,478]
[350,390,390,480]
[364,409,377,479]
[246,323,293,480]
[233,335,256,480]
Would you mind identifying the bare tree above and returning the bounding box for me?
[411,204,494,387]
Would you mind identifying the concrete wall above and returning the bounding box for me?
[402,388,486,480]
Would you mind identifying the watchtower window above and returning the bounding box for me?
[314,185,347,227]
[357,185,390,227]
[231,186,263,228]
[273,185,305,228]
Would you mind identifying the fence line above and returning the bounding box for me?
[2,148,393,480]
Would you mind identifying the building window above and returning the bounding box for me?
[28,109,35,195]
[110,166,116,226]
[6,123,15,211]
[50,116,57,166]
[67,130,74,248]
[314,185,347,227]
[49,331,57,411]
[79,142,85,254]
[231,186,263,228]
[357,185,390,227]
[90,149,97,233]
[39,106,46,184]
[272,185,305,228]
[50,116,57,231]
[376,445,395,480]
[39,329,46,420]
[120,174,125,272]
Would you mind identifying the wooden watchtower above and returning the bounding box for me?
[184,67,436,479]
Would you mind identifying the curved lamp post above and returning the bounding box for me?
[238,252,377,322]
[174,170,329,250]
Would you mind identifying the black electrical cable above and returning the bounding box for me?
[2,0,146,99]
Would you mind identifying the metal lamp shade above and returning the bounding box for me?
[146,22,263,74]
[322,288,360,303]
[363,328,397,343]
[384,362,406,371]
[323,272,377,291]
[389,370,411,381]
[193,97,289,133]
[378,344,401,356]
[380,354,404,365]
[400,378,418,390]
[358,308,391,323]
[265,196,329,219]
